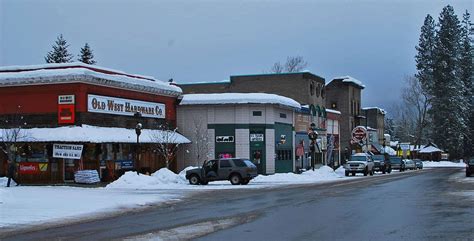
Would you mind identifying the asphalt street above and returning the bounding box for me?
[1,168,472,241]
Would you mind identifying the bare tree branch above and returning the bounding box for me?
[149,122,180,169]
[285,56,307,72]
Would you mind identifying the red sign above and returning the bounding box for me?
[58,104,75,124]
[351,126,367,143]
[19,162,40,174]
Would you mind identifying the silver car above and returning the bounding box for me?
[403,159,416,170]
[344,153,374,176]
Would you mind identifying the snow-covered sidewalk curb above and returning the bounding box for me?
[422,160,466,168]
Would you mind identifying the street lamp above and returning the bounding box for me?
[308,123,318,171]
[134,112,142,175]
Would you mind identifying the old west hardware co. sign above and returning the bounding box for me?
[88,94,165,118]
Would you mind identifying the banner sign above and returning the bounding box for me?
[19,162,47,174]
[88,94,165,119]
[53,144,83,159]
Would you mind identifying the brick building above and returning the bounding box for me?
[0,63,190,183]
[362,107,386,145]
[325,76,365,154]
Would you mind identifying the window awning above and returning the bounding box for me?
[0,125,191,144]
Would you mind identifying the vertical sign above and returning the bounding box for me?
[58,95,75,124]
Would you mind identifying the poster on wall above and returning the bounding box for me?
[53,144,83,159]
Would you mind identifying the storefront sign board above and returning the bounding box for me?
[88,94,165,119]
[53,144,83,159]
[250,134,264,142]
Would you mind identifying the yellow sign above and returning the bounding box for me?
[39,163,48,171]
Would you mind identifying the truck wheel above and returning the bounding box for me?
[364,168,368,176]
[345,171,349,177]
[230,174,242,185]
[351,172,355,176]
[382,169,386,174]
[189,175,200,185]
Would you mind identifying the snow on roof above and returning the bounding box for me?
[0,63,182,96]
[329,76,366,88]
[362,107,386,115]
[180,93,301,109]
[179,79,230,85]
[326,108,341,115]
[0,125,191,144]
[419,146,443,153]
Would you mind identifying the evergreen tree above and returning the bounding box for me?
[460,10,473,158]
[45,34,73,63]
[431,5,466,159]
[415,14,437,96]
[78,43,96,65]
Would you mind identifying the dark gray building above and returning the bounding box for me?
[179,72,326,111]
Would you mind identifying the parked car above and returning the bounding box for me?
[186,158,258,185]
[372,154,391,174]
[389,157,405,172]
[414,159,423,169]
[466,159,474,177]
[344,153,374,176]
[404,159,416,170]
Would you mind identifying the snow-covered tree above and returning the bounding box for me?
[460,10,473,158]
[191,117,210,167]
[78,43,96,65]
[401,76,431,145]
[431,5,466,158]
[150,122,181,169]
[415,14,436,96]
[0,105,29,162]
[45,34,73,63]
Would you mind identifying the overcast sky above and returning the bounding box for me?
[0,0,472,112]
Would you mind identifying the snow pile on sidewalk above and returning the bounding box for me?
[106,168,188,189]
[252,166,345,184]
[422,160,466,168]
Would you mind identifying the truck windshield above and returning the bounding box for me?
[372,155,384,161]
[351,156,367,161]
[390,158,401,164]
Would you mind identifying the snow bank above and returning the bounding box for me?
[422,160,465,168]
[252,165,345,184]
[106,168,188,189]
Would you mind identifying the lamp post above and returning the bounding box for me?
[308,123,318,171]
[134,112,142,175]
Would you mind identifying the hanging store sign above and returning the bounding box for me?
[58,95,75,124]
[250,133,264,142]
[53,144,83,159]
[216,136,234,143]
[88,94,165,119]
